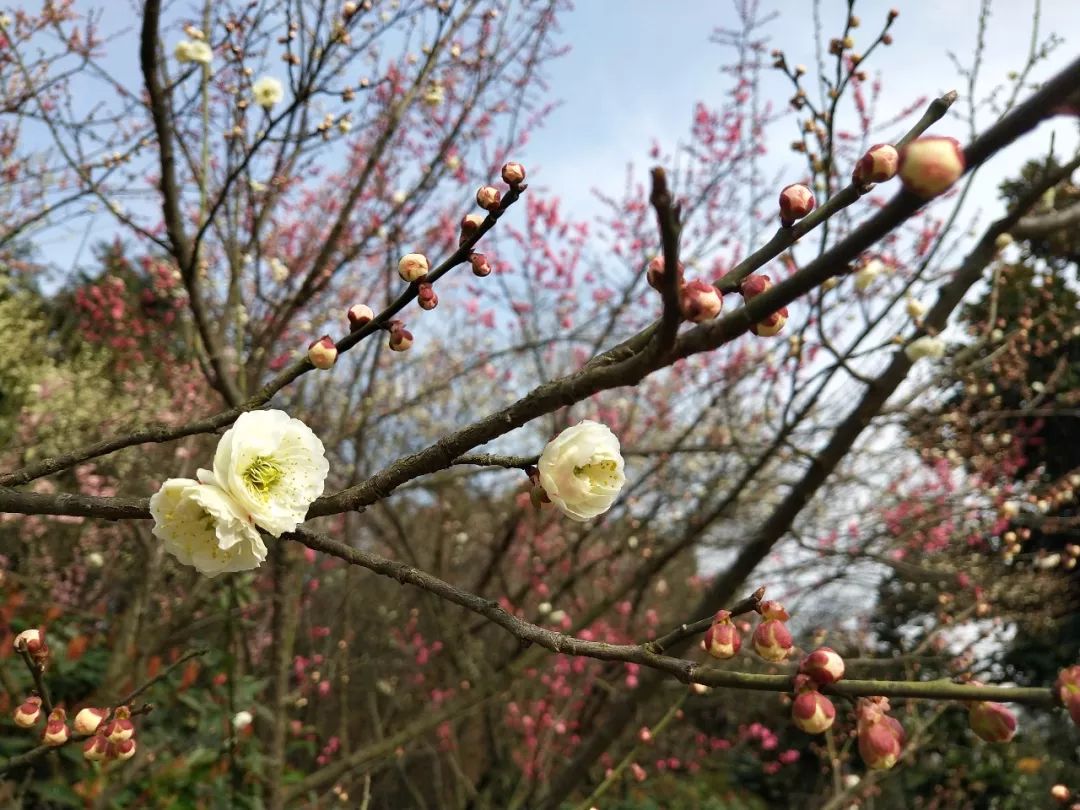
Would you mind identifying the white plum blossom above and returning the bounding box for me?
[904,335,946,362]
[149,474,267,577]
[269,257,289,283]
[212,410,329,537]
[232,710,254,730]
[538,420,626,522]
[855,259,884,291]
[252,76,285,109]
[175,40,213,65]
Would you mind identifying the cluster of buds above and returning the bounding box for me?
[701,610,741,659]
[13,703,77,749]
[81,705,137,762]
[752,601,793,662]
[856,697,906,770]
[307,336,338,370]
[14,628,49,667]
[387,320,413,352]
[740,275,789,337]
[646,256,724,324]
[779,183,815,227]
[898,136,965,198]
[791,647,844,735]
[852,143,900,186]
[1056,666,1080,726]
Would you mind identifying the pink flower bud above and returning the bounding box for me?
[968,700,1017,743]
[750,308,788,337]
[791,677,836,734]
[646,256,684,291]
[638,726,653,744]
[1056,665,1080,726]
[856,697,905,770]
[740,274,772,300]
[779,183,815,226]
[752,602,793,662]
[898,136,965,198]
[347,304,375,331]
[701,610,741,660]
[398,252,430,282]
[13,696,42,728]
[460,214,485,244]
[1051,784,1071,803]
[417,282,438,311]
[476,185,502,211]
[14,628,48,665]
[111,737,137,761]
[501,161,526,185]
[73,707,108,736]
[307,336,337,369]
[630,762,647,782]
[389,324,413,352]
[104,706,135,743]
[42,708,70,746]
[469,252,492,277]
[799,647,846,686]
[83,734,110,761]
[680,280,723,323]
[852,143,899,185]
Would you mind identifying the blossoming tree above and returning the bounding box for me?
[2,0,1080,807]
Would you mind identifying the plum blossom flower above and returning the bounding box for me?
[538,420,626,521]
[252,76,285,109]
[150,474,267,577]
[212,410,329,537]
[175,40,212,65]
[904,335,946,362]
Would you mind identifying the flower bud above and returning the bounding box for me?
[389,324,413,352]
[856,697,905,770]
[750,308,789,337]
[904,335,946,362]
[740,274,772,300]
[791,676,836,734]
[779,183,815,227]
[501,162,526,185]
[905,296,926,319]
[111,738,137,761]
[14,628,49,665]
[42,708,70,746]
[469,253,492,277]
[799,647,846,685]
[308,336,338,369]
[646,256,684,291]
[995,232,1014,250]
[13,696,43,728]
[899,136,965,198]
[852,143,899,185]
[701,610,741,660]
[73,707,108,736]
[347,304,375,331]
[680,280,723,323]
[342,1,358,19]
[638,726,653,744]
[1055,665,1080,726]
[969,700,1017,743]
[104,706,135,743]
[752,601,793,662]
[1051,785,1071,803]
[459,213,485,245]
[417,282,439,311]
[83,734,110,762]
[854,258,883,291]
[398,253,429,283]
[476,185,501,211]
